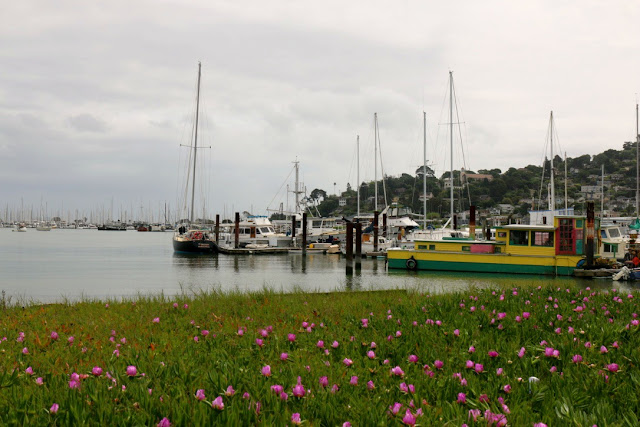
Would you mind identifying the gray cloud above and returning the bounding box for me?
[67,114,109,133]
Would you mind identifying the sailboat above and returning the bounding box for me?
[172,62,218,254]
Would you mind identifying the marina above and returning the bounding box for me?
[2,226,635,305]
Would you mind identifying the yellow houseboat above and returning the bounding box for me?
[387,215,598,276]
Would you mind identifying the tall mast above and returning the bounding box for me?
[189,62,201,223]
[564,152,568,212]
[357,135,360,218]
[449,71,454,229]
[423,111,427,230]
[601,164,605,217]
[374,113,378,212]
[294,159,300,213]
[636,102,639,218]
[549,111,555,211]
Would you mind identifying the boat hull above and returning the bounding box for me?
[387,249,582,276]
[172,237,218,254]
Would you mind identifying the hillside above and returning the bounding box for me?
[306,141,639,220]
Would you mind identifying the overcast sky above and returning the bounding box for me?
[2,1,639,222]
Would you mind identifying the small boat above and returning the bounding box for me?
[289,243,340,254]
[12,223,27,232]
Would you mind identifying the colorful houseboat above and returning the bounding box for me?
[387,215,598,276]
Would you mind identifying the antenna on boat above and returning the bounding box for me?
[423,111,427,230]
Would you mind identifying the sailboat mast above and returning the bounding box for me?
[549,111,555,211]
[189,62,202,224]
[374,113,378,212]
[357,135,360,218]
[636,102,639,218]
[564,152,568,212]
[449,72,454,229]
[423,111,427,230]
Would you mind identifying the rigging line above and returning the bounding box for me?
[377,117,389,209]
[451,78,472,207]
[265,165,296,212]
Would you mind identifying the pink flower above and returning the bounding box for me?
[343,358,353,367]
[391,366,405,376]
[50,403,59,414]
[488,350,499,358]
[465,360,474,369]
[317,340,324,348]
[350,376,358,385]
[225,386,234,397]
[35,377,44,385]
[600,346,608,354]
[572,354,583,363]
[288,333,296,342]
[503,384,511,393]
[408,355,418,363]
[468,346,476,353]
[390,402,402,415]
[260,365,271,376]
[522,312,531,319]
[271,384,284,394]
[454,329,460,336]
[211,396,224,410]
[332,341,339,348]
[201,330,209,336]
[68,380,80,389]
[22,347,28,355]
[319,376,328,388]
[292,377,305,397]
[361,319,369,328]
[434,360,444,370]
[469,409,481,422]
[474,363,484,374]
[457,392,467,403]
[126,366,137,376]
[237,329,244,336]
[517,347,526,358]
[291,413,302,425]
[157,417,171,427]
[280,352,288,361]
[496,368,504,376]
[92,366,103,376]
[25,366,34,375]
[367,351,376,359]
[50,331,59,340]
[607,363,619,373]
[152,317,160,323]
[402,409,417,425]
[367,380,375,390]
[195,389,206,401]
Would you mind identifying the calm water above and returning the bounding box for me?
[0,228,625,304]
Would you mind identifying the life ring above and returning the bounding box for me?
[406,257,418,271]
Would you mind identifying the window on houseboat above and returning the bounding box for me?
[497,232,507,238]
[604,243,617,253]
[532,231,554,247]
[600,230,607,239]
[609,228,620,238]
[509,230,529,246]
[260,227,271,233]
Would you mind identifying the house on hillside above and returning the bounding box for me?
[461,168,494,184]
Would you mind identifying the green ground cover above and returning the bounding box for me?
[1,285,639,426]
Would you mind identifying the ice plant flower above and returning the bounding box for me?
[260,365,271,377]
[50,331,59,340]
[391,366,405,376]
[291,413,302,425]
[572,354,583,363]
[317,340,324,348]
[402,409,417,425]
[503,384,512,393]
[288,333,296,342]
[367,380,375,390]
[457,392,467,403]
[211,396,224,410]
[332,341,339,348]
[36,377,44,385]
[292,377,306,397]
[434,360,444,369]
[607,363,619,373]
[50,403,59,414]
[126,366,137,376]
[343,358,353,367]
[157,418,171,427]
[361,318,369,328]
[350,376,358,385]
[280,352,288,361]
[25,366,33,375]
[152,317,160,323]
[465,360,474,369]
[319,376,328,388]
[92,366,103,376]
[474,363,484,374]
[367,351,376,359]
[517,347,526,358]
[488,350,499,358]
[408,354,418,363]
[389,402,402,415]
[195,389,206,401]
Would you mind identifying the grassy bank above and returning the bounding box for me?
[1,285,639,426]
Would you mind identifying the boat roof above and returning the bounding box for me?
[499,224,555,231]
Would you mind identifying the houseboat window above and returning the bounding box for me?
[600,230,607,239]
[509,230,529,246]
[558,218,575,253]
[429,244,436,250]
[604,243,617,253]
[495,247,502,253]
[462,246,471,252]
[533,231,554,247]
[497,232,507,238]
[418,244,428,250]
[260,227,271,233]
[312,220,322,227]
[608,228,621,238]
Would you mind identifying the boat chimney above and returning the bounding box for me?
[586,201,595,267]
[469,206,476,239]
